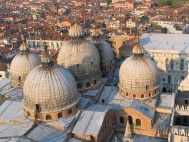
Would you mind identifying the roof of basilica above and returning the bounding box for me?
[140,33,189,52]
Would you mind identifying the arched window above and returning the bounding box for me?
[86,82,90,87]
[68,109,72,115]
[27,111,30,117]
[141,94,144,98]
[133,94,136,98]
[58,113,62,118]
[168,75,171,83]
[18,76,21,81]
[162,87,167,92]
[136,119,141,126]
[120,116,124,124]
[180,59,184,70]
[181,76,184,81]
[146,85,149,90]
[46,115,51,120]
[128,116,133,125]
[149,93,151,97]
[76,104,80,109]
[126,93,128,97]
[77,84,81,88]
[165,58,169,69]
[102,99,105,103]
[170,59,174,69]
[35,104,40,112]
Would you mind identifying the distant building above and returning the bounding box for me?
[140,33,189,93]
[27,33,70,50]
[0,63,9,80]
[182,24,189,34]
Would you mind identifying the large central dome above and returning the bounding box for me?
[57,23,101,92]
[119,44,159,100]
[23,47,80,121]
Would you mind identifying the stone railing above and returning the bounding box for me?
[175,104,189,112]
[170,126,189,137]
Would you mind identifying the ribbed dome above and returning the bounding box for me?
[23,64,80,113]
[132,44,144,54]
[119,45,159,99]
[91,34,114,75]
[69,23,85,38]
[10,45,41,87]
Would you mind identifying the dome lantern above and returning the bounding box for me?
[69,23,85,39]
[20,42,29,53]
[92,29,100,39]
[41,44,53,67]
[132,44,144,56]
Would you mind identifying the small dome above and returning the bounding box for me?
[10,49,41,87]
[91,34,114,75]
[132,44,144,54]
[20,43,28,51]
[69,23,85,38]
[119,45,159,99]
[57,40,101,92]
[23,64,80,121]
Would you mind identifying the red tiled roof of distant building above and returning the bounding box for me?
[0,62,8,71]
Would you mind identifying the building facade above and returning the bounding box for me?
[140,33,189,93]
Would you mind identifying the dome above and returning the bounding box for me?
[69,23,85,38]
[23,64,80,121]
[119,44,159,99]
[57,24,101,92]
[23,49,80,121]
[10,43,41,87]
[91,31,114,75]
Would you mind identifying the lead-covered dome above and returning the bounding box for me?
[91,30,114,75]
[119,44,159,99]
[57,23,101,92]
[10,42,41,87]
[23,47,80,121]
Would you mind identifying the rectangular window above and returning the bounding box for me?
[185,100,188,104]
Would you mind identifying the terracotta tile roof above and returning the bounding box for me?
[0,62,7,71]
